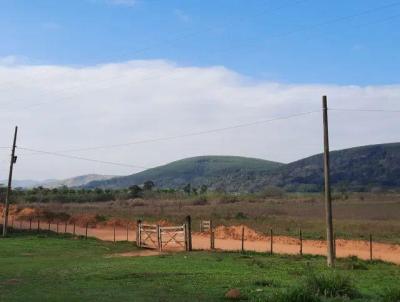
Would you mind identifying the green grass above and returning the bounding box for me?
[0,232,399,302]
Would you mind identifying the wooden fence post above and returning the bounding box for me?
[48,221,51,231]
[85,223,88,239]
[334,233,337,258]
[210,219,214,250]
[56,222,59,234]
[11,216,14,229]
[113,223,116,243]
[270,229,273,255]
[157,225,162,251]
[64,222,67,234]
[73,223,76,236]
[126,223,129,241]
[29,218,32,231]
[299,229,303,256]
[136,220,141,247]
[37,219,40,232]
[241,226,245,253]
[186,215,192,251]
[369,234,373,261]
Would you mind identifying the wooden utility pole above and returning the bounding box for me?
[323,96,335,267]
[2,126,18,237]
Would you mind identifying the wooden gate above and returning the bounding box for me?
[137,222,187,251]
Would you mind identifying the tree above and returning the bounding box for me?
[200,185,208,194]
[183,183,191,195]
[143,180,155,191]
[129,185,143,198]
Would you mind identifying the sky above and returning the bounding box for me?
[0,0,400,180]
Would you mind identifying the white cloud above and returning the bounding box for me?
[0,59,399,180]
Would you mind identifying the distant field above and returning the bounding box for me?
[24,193,400,244]
[0,232,400,301]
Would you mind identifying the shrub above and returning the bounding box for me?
[381,288,400,302]
[305,272,359,299]
[234,212,247,219]
[192,196,208,206]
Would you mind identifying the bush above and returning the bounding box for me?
[192,196,208,206]
[305,272,359,299]
[234,212,247,219]
[381,288,400,302]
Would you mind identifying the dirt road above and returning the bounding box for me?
[12,220,400,265]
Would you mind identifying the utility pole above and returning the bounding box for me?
[2,126,18,237]
[322,97,335,267]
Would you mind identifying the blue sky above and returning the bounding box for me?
[1,0,400,180]
[1,0,400,85]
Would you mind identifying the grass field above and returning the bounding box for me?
[25,193,400,244]
[1,232,399,301]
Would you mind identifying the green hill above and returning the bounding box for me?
[261,142,400,192]
[85,143,400,192]
[85,155,283,191]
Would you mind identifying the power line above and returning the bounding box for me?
[46,110,320,153]
[17,147,148,169]
[330,108,400,113]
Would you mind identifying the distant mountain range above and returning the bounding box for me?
[8,143,400,192]
[85,143,400,192]
[1,174,115,189]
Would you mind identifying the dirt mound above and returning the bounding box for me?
[214,225,265,241]
[15,207,43,219]
[69,214,99,227]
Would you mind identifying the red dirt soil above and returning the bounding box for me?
[10,218,400,265]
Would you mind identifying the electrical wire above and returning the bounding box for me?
[17,147,148,169]
[42,110,320,153]
[330,108,400,113]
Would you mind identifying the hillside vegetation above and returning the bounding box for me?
[85,155,283,191]
[85,143,400,192]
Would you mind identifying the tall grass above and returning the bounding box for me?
[304,271,359,299]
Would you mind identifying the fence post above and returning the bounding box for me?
[299,229,303,256]
[29,218,32,231]
[64,222,67,234]
[113,223,116,243]
[136,220,141,247]
[11,216,14,229]
[19,220,22,229]
[241,226,245,253]
[48,221,51,231]
[334,233,337,258]
[73,223,76,236]
[56,222,59,234]
[186,215,192,251]
[200,221,203,232]
[37,219,40,233]
[85,223,88,239]
[126,223,129,241]
[157,225,162,251]
[369,234,373,261]
[270,229,273,255]
[210,219,214,250]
